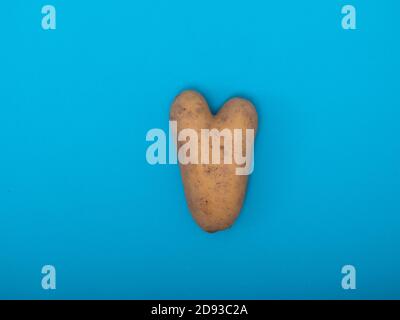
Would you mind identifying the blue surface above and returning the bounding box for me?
[0,0,399,299]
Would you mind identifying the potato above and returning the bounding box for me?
[170,90,258,232]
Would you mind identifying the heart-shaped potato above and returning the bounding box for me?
[170,90,258,232]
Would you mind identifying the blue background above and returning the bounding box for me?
[0,0,399,299]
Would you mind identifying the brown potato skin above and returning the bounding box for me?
[170,90,258,233]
